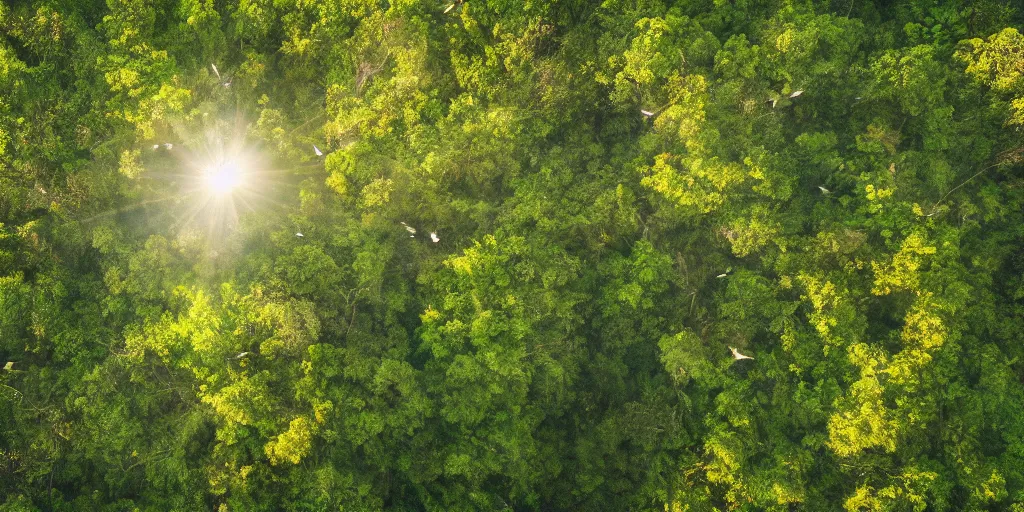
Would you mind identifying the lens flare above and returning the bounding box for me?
[101,113,306,249]
[205,161,242,195]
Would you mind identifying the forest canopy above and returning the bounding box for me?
[2,0,1024,510]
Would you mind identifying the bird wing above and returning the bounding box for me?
[313,145,323,156]
[790,90,803,98]
[731,347,753,360]
[211,63,220,79]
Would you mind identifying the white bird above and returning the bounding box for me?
[296,232,304,237]
[768,98,777,108]
[211,63,221,79]
[3,361,13,371]
[789,90,803,98]
[400,222,416,235]
[640,109,655,117]
[152,144,160,150]
[818,185,830,195]
[313,145,323,157]
[430,232,440,243]
[444,3,456,13]
[223,80,232,88]
[729,347,754,360]
[233,352,251,359]
[716,273,728,278]
[164,143,173,150]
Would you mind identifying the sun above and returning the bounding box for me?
[204,160,243,196]
[129,114,298,245]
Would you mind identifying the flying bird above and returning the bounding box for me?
[729,347,754,360]
[296,232,304,237]
[211,64,232,87]
[445,0,466,14]
[430,232,440,243]
[640,109,655,117]
[313,145,323,157]
[3,361,13,371]
[789,90,803,98]
[818,185,830,194]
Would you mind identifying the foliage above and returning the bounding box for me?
[2,0,1024,510]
